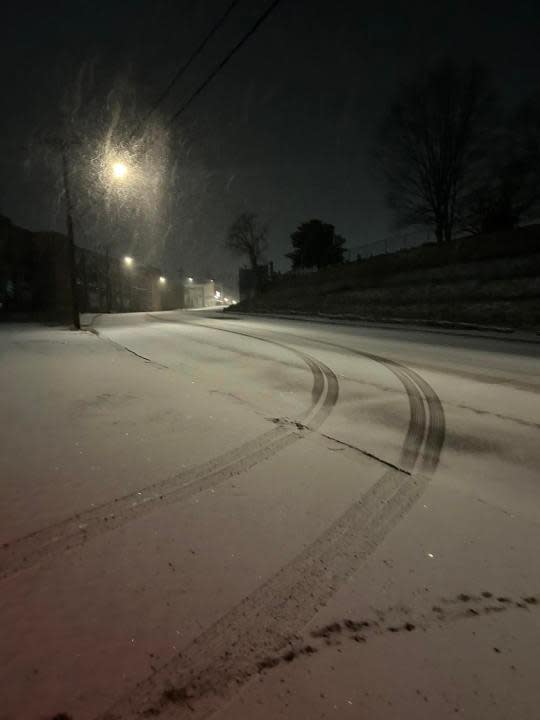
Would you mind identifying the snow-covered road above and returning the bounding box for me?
[1,311,539,720]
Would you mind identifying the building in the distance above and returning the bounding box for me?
[1,214,75,322]
[183,279,216,308]
[0,214,181,321]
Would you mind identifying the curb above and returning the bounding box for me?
[222,309,540,345]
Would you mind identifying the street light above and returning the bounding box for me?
[124,255,134,267]
[159,276,166,285]
[187,276,193,283]
[112,161,128,180]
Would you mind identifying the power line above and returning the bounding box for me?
[168,0,283,125]
[134,0,241,135]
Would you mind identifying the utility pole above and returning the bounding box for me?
[61,148,80,329]
[105,245,112,313]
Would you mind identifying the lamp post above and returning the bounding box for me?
[105,245,112,313]
[61,149,80,330]
[43,138,136,321]
[42,134,81,329]
[100,160,131,312]
[123,256,134,311]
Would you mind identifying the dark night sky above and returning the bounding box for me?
[2,0,539,287]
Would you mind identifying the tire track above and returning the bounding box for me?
[150,315,435,474]
[94,321,445,720]
[0,333,338,582]
[226,323,447,474]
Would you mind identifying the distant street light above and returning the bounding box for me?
[124,255,134,267]
[214,290,221,299]
[112,161,128,180]
[187,276,193,283]
[159,276,166,285]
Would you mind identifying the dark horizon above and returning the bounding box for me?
[2,0,539,287]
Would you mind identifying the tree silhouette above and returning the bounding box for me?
[464,90,540,233]
[287,219,346,270]
[376,59,495,243]
[225,212,267,269]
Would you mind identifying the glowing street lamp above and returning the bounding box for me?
[124,255,134,268]
[112,161,128,180]
[187,276,193,283]
[158,276,167,285]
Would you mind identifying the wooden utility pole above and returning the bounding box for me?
[61,148,80,329]
[105,245,112,313]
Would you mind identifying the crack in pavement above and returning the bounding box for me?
[318,432,412,475]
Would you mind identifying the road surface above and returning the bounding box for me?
[1,310,539,720]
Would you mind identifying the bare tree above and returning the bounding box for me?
[376,59,495,243]
[464,90,540,234]
[225,212,268,269]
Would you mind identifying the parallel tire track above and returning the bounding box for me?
[151,316,440,474]
[95,319,445,720]
[0,334,338,581]
[231,324,447,474]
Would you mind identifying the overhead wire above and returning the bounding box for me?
[133,0,241,137]
[167,0,283,125]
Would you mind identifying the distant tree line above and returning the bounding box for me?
[225,213,348,272]
[225,59,539,274]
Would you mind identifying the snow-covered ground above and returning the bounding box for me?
[1,312,539,720]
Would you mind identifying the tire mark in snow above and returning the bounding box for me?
[94,320,445,720]
[252,327,447,474]
[0,337,338,582]
[99,471,432,720]
[157,317,444,476]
